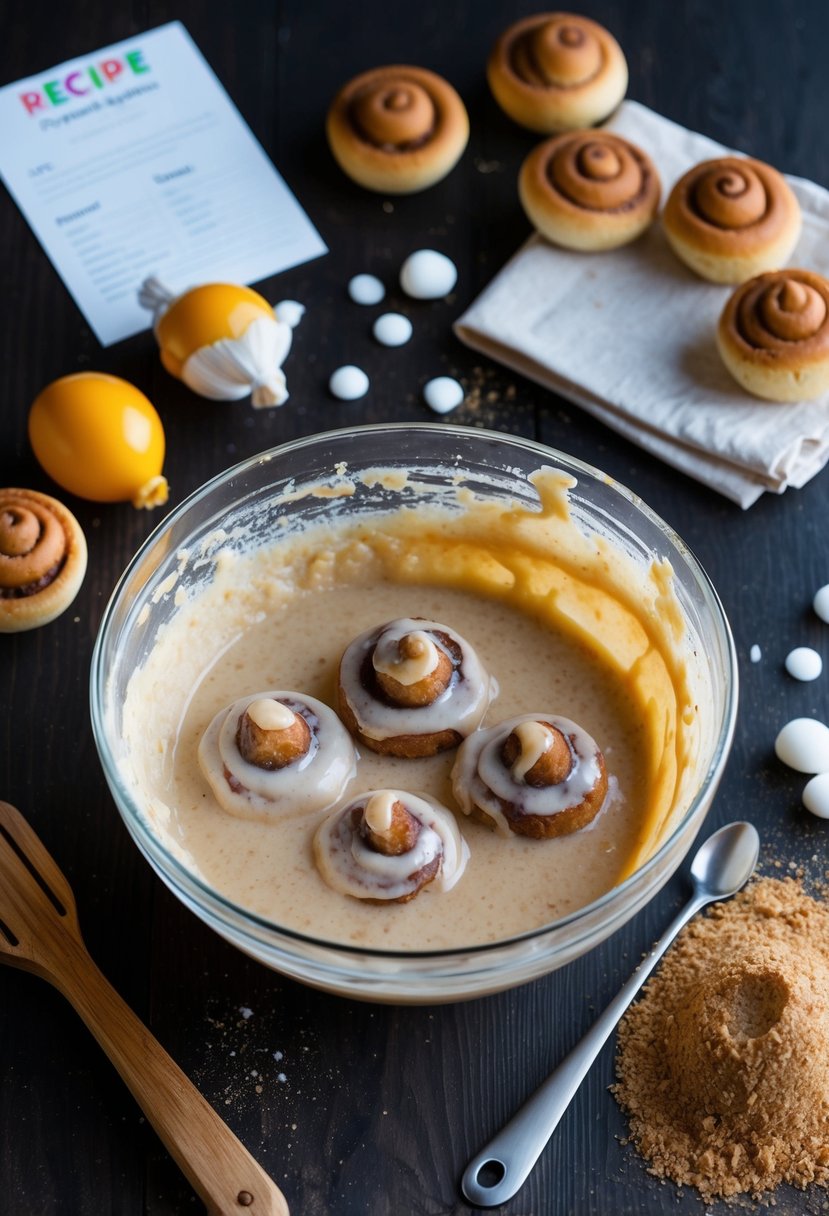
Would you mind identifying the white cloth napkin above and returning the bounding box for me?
[454,100,829,508]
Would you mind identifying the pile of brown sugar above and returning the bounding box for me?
[614,876,829,1201]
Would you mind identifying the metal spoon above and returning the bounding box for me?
[461,820,760,1208]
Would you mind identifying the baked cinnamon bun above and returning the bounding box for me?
[198,692,357,821]
[662,156,802,283]
[326,65,469,193]
[0,488,87,632]
[519,130,660,251]
[451,713,608,839]
[717,269,829,401]
[313,788,469,903]
[488,13,628,133]
[337,617,495,757]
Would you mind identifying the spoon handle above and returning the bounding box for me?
[53,932,290,1216]
[461,893,708,1207]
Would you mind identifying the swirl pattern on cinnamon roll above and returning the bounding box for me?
[0,488,87,632]
[519,131,661,250]
[313,789,469,903]
[451,714,608,839]
[663,156,802,283]
[337,617,495,757]
[198,692,357,821]
[717,269,829,401]
[488,13,628,133]
[326,65,469,193]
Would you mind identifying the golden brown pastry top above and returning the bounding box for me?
[328,65,465,158]
[523,130,660,219]
[235,697,313,769]
[0,487,87,632]
[488,12,627,129]
[0,489,66,594]
[499,13,614,84]
[664,156,800,255]
[719,269,829,366]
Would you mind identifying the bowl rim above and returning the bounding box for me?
[90,422,739,961]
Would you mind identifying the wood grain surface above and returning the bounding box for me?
[2,2,829,1213]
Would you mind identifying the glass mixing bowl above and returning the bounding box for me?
[90,425,738,1002]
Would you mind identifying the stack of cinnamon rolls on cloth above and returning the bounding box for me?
[197,618,610,905]
[324,11,829,405]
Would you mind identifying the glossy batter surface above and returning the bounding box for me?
[121,471,699,949]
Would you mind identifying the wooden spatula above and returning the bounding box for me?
[0,800,289,1216]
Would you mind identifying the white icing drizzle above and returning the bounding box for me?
[246,697,296,731]
[364,790,396,834]
[198,691,357,822]
[314,789,469,901]
[451,714,604,838]
[339,617,495,741]
[509,721,564,783]
[373,629,439,685]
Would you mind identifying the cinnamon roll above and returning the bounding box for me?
[0,488,87,632]
[313,789,469,903]
[519,130,660,251]
[198,692,357,821]
[326,65,469,193]
[717,269,829,401]
[488,13,628,133]
[337,617,495,757]
[451,714,608,839]
[662,156,802,284]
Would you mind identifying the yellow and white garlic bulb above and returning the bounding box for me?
[138,277,299,407]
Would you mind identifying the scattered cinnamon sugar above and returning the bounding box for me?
[614,876,829,1202]
[459,364,520,428]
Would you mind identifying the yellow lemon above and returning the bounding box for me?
[29,372,168,509]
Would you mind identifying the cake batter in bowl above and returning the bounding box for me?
[90,424,737,1002]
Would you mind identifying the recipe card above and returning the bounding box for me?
[0,21,326,345]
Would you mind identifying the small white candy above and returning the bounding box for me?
[785,646,823,681]
[400,249,457,300]
[749,644,762,663]
[803,772,829,818]
[274,299,305,328]
[348,274,385,306]
[775,717,829,773]
[423,376,464,415]
[815,584,829,623]
[329,365,369,401]
[373,313,412,347]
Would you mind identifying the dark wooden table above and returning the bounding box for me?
[3,2,829,1213]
